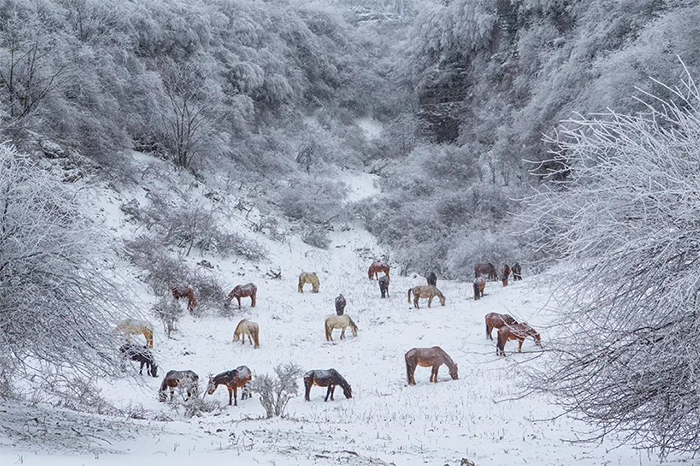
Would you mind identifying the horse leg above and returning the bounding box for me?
[340,328,346,340]
[139,361,145,375]
[428,296,433,308]
[236,296,241,309]
[233,386,238,406]
[330,385,336,401]
[518,339,524,353]
[304,380,312,401]
[324,385,332,402]
[431,366,438,383]
[248,334,254,345]
[414,297,420,309]
[228,387,233,406]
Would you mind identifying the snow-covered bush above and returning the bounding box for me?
[273,177,348,225]
[250,363,303,418]
[152,298,184,338]
[301,228,331,249]
[0,145,124,397]
[524,75,700,455]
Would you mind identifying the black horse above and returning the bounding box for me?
[427,272,437,286]
[335,294,346,316]
[120,343,158,377]
[501,264,512,287]
[512,263,522,281]
[378,275,390,298]
[304,369,352,402]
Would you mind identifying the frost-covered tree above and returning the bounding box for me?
[0,145,126,395]
[524,75,700,455]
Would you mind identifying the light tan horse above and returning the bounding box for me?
[324,315,358,341]
[233,319,260,348]
[407,285,446,309]
[298,272,320,293]
[115,318,154,348]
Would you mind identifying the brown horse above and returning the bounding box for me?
[474,263,498,281]
[500,264,511,287]
[304,369,352,402]
[407,285,445,308]
[233,319,260,348]
[158,370,199,402]
[115,318,154,348]
[368,261,390,280]
[496,323,542,356]
[405,347,458,385]
[228,283,257,309]
[298,272,320,293]
[512,262,522,281]
[484,312,518,340]
[378,275,390,298]
[171,286,197,312]
[206,366,252,406]
[473,277,486,300]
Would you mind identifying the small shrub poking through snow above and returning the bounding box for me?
[152,298,184,338]
[250,363,303,418]
[302,228,331,249]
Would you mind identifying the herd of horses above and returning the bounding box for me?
[115,260,539,406]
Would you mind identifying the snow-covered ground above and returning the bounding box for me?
[0,164,690,466]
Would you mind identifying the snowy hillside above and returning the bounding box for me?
[0,162,688,466]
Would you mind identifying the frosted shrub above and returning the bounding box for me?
[152,298,184,338]
[250,364,303,418]
[301,228,331,249]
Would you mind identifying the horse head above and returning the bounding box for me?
[342,384,353,399]
[150,363,159,378]
[449,363,459,380]
[158,390,168,402]
[206,375,217,395]
[439,295,446,306]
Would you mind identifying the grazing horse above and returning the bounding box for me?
[120,343,158,377]
[233,319,260,348]
[335,294,346,316]
[368,261,390,280]
[473,277,486,300]
[474,263,498,281]
[158,370,199,402]
[304,369,352,402]
[512,263,522,281]
[426,272,437,286]
[378,275,390,298]
[206,366,252,406]
[484,312,518,340]
[298,272,320,293]
[405,347,458,385]
[115,318,154,348]
[496,323,542,356]
[171,286,197,312]
[228,283,257,309]
[408,285,446,309]
[324,314,358,341]
[500,264,511,287]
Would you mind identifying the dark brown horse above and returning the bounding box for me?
[335,294,346,316]
[304,369,352,402]
[368,261,390,280]
[496,323,541,356]
[512,263,522,281]
[228,283,257,309]
[159,370,199,402]
[484,312,518,340]
[120,343,158,377]
[171,287,197,312]
[500,264,511,287]
[206,366,252,406]
[405,347,458,385]
[473,277,486,300]
[378,275,390,298]
[474,263,498,281]
[427,272,437,286]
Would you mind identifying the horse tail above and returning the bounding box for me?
[496,329,505,355]
[404,353,412,384]
[485,320,489,338]
[252,325,260,348]
[298,275,303,293]
[324,319,331,341]
[407,288,412,303]
[347,316,358,336]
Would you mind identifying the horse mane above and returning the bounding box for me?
[234,319,246,335]
[437,347,456,369]
[331,369,350,391]
[435,288,445,299]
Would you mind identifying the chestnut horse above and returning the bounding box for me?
[171,286,197,312]
[378,275,390,298]
[500,264,511,287]
[228,283,257,309]
[335,294,346,316]
[484,312,518,340]
[427,272,437,286]
[368,261,390,280]
[473,277,486,300]
[233,319,260,348]
[304,369,352,402]
[496,323,541,356]
[407,285,445,308]
[512,263,522,281]
[298,272,320,293]
[120,343,158,377]
[405,347,458,385]
[115,318,154,348]
[159,370,199,402]
[474,263,498,281]
[206,365,252,406]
